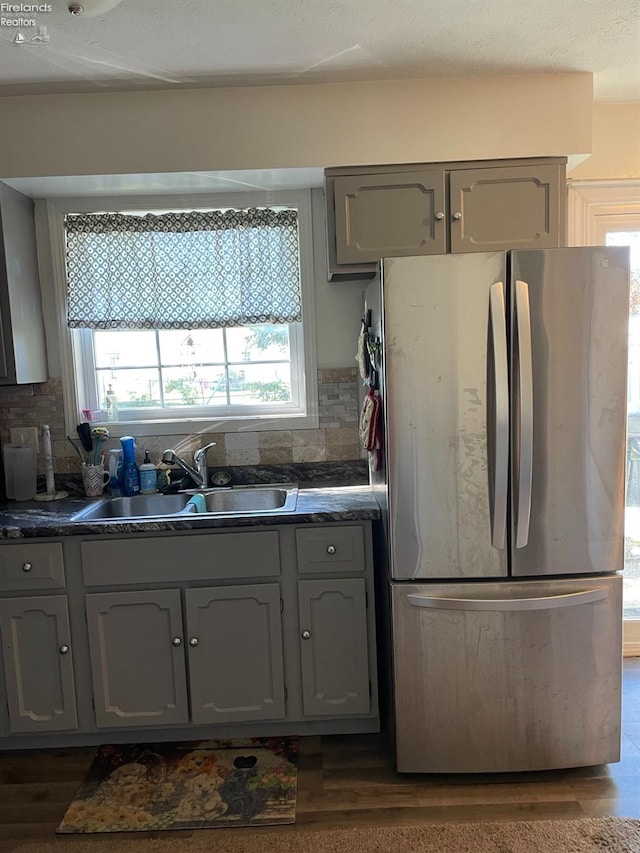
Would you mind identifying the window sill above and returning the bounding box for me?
[88,411,320,438]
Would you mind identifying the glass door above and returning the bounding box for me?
[598,225,640,622]
[568,180,640,653]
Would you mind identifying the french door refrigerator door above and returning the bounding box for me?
[391,574,622,773]
[509,247,629,577]
[382,253,509,580]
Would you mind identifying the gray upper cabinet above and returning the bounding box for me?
[0,183,48,385]
[448,164,564,253]
[298,577,370,716]
[0,595,78,734]
[86,589,190,729]
[186,584,285,725]
[331,170,446,266]
[325,158,566,278]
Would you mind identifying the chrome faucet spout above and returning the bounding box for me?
[161,442,216,489]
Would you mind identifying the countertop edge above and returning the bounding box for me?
[0,486,380,539]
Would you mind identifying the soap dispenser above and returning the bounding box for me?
[139,449,158,494]
[119,436,140,497]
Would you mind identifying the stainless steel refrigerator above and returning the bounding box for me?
[366,247,630,773]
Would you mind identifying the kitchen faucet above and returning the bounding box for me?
[161,442,216,489]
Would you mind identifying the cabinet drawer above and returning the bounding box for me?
[82,530,281,586]
[0,542,65,590]
[296,526,365,574]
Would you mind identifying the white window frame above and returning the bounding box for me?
[38,190,319,438]
[568,178,640,656]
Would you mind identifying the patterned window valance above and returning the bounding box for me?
[65,208,302,330]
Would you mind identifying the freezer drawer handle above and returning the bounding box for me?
[406,587,609,612]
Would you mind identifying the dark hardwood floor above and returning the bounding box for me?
[1,658,639,849]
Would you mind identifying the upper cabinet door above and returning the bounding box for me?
[449,164,565,253]
[0,595,78,734]
[333,170,447,265]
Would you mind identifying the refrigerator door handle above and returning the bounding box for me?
[514,279,534,548]
[407,587,609,612]
[489,282,509,549]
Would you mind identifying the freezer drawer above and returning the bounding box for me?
[391,575,622,773]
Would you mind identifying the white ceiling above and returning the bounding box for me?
[0,0,639,103]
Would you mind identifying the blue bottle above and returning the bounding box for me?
[119,436,140,497]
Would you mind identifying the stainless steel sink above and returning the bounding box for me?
[201,487,291,513]
[69,484,298,522]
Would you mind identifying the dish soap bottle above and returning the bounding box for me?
[119,436,140,497]
[139,449,158,494]
[105,384,119,422]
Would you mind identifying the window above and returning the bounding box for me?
[40,191,318,437]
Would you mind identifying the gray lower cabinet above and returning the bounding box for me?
[0,595,78,733]
[298,577,370,716]
[326,157,566,277]
[0,522,378,746]
[186,584,285,724]
[86,584,286,729]
[86,589,189,728]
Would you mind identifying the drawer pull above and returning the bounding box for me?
[301,630,311,640]
[59,644,69,655]
[326,545,336,555]
[189,637,199,647]
[172,637,182,647]
[22,562,33,573]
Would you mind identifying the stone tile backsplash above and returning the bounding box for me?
[0,368,364,474]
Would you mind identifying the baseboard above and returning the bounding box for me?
[623,642,640,657]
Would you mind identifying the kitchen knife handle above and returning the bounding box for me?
[489,282,509,550]
[407,587,609,612]
[514,280,534,549]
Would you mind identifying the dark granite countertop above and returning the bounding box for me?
[0,484,380,540]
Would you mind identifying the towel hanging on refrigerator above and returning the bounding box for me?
[355,320,371,381]
[359,387,382,470]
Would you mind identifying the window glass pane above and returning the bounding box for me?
[97,368,161,410]
[229,362,292,404]
[158,329,226,365]
[226,324,291,363]
[94,330,158,368]
[162,366,228,408]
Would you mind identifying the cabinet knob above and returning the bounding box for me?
[59,644,69,655]
[452,211,462,221]
[189,637,199,647]
[434,211,445,221]
[172,637,182,646]
[22,562,32,573]
[301,630,311,640]
[326,545,336,555]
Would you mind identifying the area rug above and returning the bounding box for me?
[15,818,640,853]
[56,737,298,834]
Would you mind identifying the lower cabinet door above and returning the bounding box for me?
[86,589,189,728]
[0,595,78,733]
[185,583,285,725]
[298,578,370,716]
